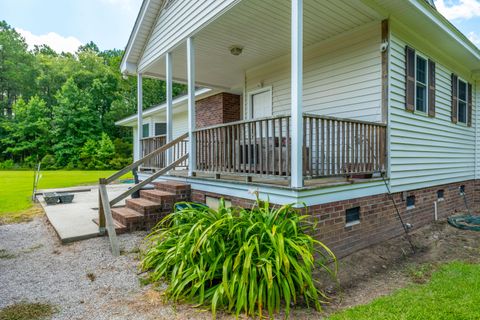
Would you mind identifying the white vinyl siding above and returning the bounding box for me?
[389,32,476,192]
[172,110,189,139]
[476,81,480,180]
[139,0,240,71]
[245,23,382,122]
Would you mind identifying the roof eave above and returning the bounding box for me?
[408,0,480,60]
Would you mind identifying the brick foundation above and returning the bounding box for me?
[195,92,241,128]
[191,180,476,258]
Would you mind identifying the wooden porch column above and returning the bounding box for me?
[166,52,173,164]
[137,73,143,161]
[291,0,303,188]
[187,37,196,176]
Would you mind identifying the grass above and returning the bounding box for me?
[328,261,480,320]
[0,170,132,224]
[0,302,55,320]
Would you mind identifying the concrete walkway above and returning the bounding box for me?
[37,184,132,243]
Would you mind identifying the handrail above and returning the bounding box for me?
[193,114,291,132]
[193,113,386,133]
[109,154,188,206]
[98,132,189,256]
[302,113,387,127]
[140,134,167,141]
[105,132,188,184]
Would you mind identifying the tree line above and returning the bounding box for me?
[0,20,186,170]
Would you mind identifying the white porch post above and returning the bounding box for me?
[166,52,173,164]
[137,73,143,161]
[291,0,303,188]
[187,37,196,176]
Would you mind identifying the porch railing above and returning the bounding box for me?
[141,134,188,169]
[195,115,291,177]
[303,114,386,178]
[98,132,189,256]
[194,114,386,179]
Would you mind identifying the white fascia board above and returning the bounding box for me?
[140,173,387,207]
[408,0,480,60]
[115,88,212,126]
[121,61,138,75]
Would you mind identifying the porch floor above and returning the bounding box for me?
[159,169,383,190]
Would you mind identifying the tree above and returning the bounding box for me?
[1,96,50,164]
[52,78,100,167]
[0,20,37,117]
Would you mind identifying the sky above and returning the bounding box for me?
[0,0,479,53]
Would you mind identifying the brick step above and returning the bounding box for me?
[140,189,176,204]
[111,207,144,225]
[125,198,163,215]
[153,181,191,192]
[153,181,191,202]
[93,217,127,235]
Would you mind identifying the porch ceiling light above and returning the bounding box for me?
[229,45,243,56]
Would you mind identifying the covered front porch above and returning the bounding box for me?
[140,112,386,186]
[134,0,388,188]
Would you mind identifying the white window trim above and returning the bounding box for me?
[457,77,468,125]
[247,86,273,119]
[414,52,428,114]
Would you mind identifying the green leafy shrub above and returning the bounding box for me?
[41,154,56,169]
[109,157,132,170]
[142,199,337,318]
[0,159,15,169]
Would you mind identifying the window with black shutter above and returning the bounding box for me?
[451,75,472,126]
[405,46,435,116]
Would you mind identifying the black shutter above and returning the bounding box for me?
[428,60,436,117]
[467,83,472,127]
[405,46,416,112]
[451,74,458,124]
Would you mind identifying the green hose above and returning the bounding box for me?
[447,190,480,231]
[447,215,480,231]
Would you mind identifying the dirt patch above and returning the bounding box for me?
[115,217,480,319]
[0,204,44,225]
[323,218,480,315]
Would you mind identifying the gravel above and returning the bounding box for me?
[0,217,153,320]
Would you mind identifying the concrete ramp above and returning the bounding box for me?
[37,184,132,243]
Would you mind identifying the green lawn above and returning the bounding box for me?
[0,170,131,223]
[328,261,480,320]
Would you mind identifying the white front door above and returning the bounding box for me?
[250,89,272,119]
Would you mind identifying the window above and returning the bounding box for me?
[437,189,444,200]
[415,55,428,112]
[459,185,466,195]
[406,195,415,209]
[458,79,468,124]
[155,123,167,136]
[142,123,149,138]
[345,207,360,226]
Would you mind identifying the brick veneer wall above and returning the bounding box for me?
[191,180,476,258]
[195,92,241,128]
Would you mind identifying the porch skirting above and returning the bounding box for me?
[192,180,477,258]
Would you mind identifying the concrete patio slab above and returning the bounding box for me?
[37,184,133,243]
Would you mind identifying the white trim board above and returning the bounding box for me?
[139,173,387,207]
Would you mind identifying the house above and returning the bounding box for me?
[113,0,480,257]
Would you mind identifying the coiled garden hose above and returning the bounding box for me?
[447,188,480,231]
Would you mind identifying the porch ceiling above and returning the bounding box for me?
[141,0,382,91]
